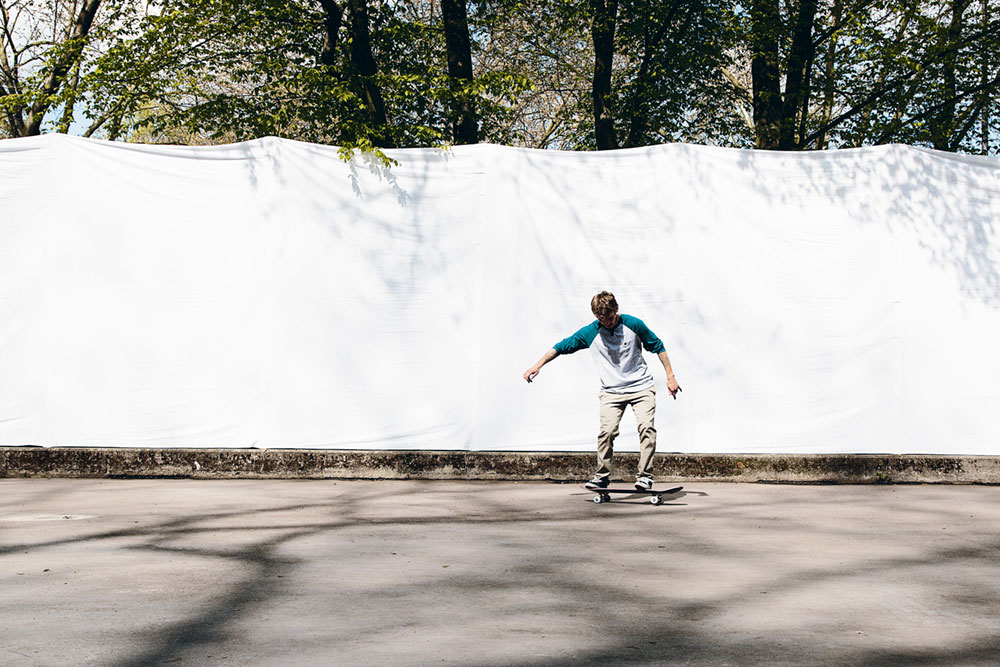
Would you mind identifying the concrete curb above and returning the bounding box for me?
[2,448,1000,483]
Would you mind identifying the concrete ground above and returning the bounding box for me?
[2,480,999,666]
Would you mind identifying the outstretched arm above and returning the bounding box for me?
[523,348,558,383]
[657,350,682,398]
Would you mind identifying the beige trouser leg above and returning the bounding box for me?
[596,387,657,480]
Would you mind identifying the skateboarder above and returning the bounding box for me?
[523,291,681,490]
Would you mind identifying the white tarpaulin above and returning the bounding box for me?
[1,134,999,453]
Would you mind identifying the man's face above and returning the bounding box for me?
[595,311,619,329]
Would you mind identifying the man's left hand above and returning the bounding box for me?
[668,378,682,399]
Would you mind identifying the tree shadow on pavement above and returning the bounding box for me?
[3,481,1000,667]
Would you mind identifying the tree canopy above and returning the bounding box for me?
[2,0,998,154]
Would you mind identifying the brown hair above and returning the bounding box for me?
[591,291,618,318]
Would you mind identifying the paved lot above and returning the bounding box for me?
[2,479,1000,666]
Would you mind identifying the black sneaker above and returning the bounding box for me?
[585,475,610,489]
[634,477,654,491]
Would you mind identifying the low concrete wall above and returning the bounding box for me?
[2,448,1000,483]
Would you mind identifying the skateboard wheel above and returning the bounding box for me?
[650,495,663,505]
[593,495,603,504]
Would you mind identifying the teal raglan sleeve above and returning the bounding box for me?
[553,322,600,355]
[620,314,665,354]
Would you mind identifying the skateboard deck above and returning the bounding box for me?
[583,485,683,505]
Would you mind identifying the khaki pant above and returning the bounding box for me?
[595,387,657,480]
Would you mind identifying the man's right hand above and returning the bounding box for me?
[524,348,557,384]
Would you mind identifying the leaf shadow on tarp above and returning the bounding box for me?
[501,142,1000,453]
[5,136,996,452]
[730,144,1000,308]
[4,482,1000,666]
[224,139,476,448]
[501,144,822,451]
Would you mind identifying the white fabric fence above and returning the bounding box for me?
[1,135,998,453]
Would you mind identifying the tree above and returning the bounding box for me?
[893,0,1000,152]
[345,0,392,145]
[478,0,742,150]
[741,0,1000,152]
[77,0,527,151]
[0,0,124,137]
[590,0,618,149]
[6,0,998,156]
[470,0,592,148]
[611,0,742,148]
[441,0,477,143]
[584,0,741,150]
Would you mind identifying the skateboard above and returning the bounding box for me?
[583,485,683,505]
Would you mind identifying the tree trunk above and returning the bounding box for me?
[24,0,103,136]
[750,0,782,149]
[932,0,971,150]
[441,0,478,144]
[982,0,990,154]
[591,0,619,150]
[347,0,392,145]
[56,61,83,134]
[318,0,345,67]
[623,51,652,149]
[797,47,814,146]
[780,0,817,149]
[1,84,26,137]
[816,0,843,149]
[0,13,26,136]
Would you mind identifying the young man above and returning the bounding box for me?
[523,291,681,490]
